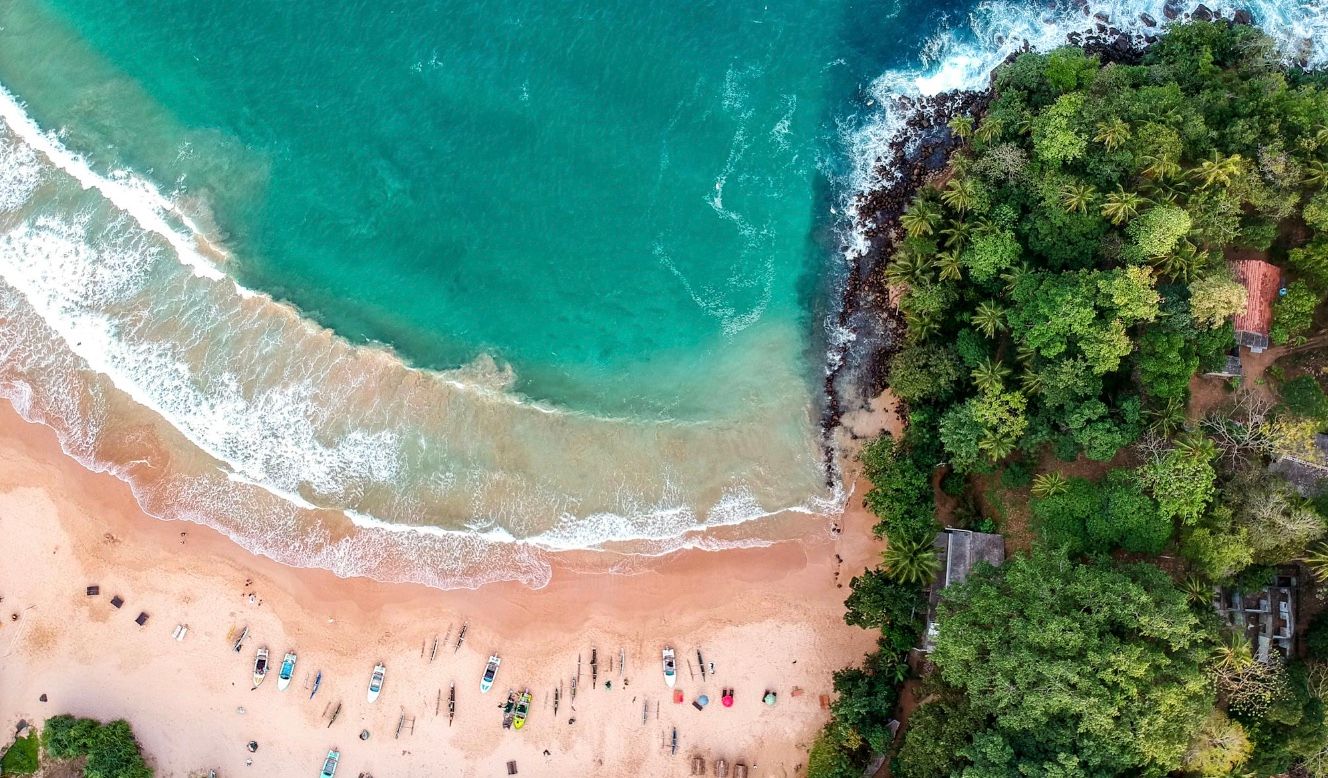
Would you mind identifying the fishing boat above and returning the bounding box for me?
[252,647,269,688]
[501,689,518,729]
[448,683,456,727]
[367,662,386,703]
[662,647,676,688]
[513,689,532,731]
[232,625,249,653]
[319,748,339,778]
[310,670,323,700]
[480,654,501,693]
[277,651,297,691]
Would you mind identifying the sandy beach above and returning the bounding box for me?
[0,402,885,777]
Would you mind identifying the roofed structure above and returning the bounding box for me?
[1231,259,1282,353]
[922,529,1005,652]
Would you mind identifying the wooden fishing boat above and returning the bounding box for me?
[480,654,501,693]
[662,647,677,688]
[252,647,269,688]
[310,670,322,700]
[367,662,386,703]
[277,651,297,691]
[448,683,456,726]
[501,689,518,729]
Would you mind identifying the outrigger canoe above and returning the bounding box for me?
[320,748,339,778]
[367,662,386,703]
[277,651,297,691]
[310,670,322,700]
[513,689,532,731]
[480,654,501,694]
[252,647,269,688]
[662,647,676,688]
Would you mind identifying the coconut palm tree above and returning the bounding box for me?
[1175,432,1218,462]
[1181,576,1214,607]
[1305,159,1328,189]
[979,431,1018,461]
[1303,543,1328,583]
[947,115,974,141]
[1192,151,1245,189]
[1212,631,1255,675]
[940,221,970,250]
[1101,187,1148,226]
[1020,368,1044,394]
[972,301,1006,338]
[885,252,933,286]
[900,200,942,238]
[941,176,980,214]
[972,358,1010,394]
[1002,262,1032,295]
[1060,182,1098,215]
[882,535,941,585]
[936,250,963,282]
[1150,241,1205,282]
[1146,397,1188,437]
[1142,153,1182,182]
[1031,471,1068,498]
[1093,118,1130,151]
[975,118,1004,144]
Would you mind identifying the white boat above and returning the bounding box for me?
[277,651,297,691]
[252,647,269,688]
[480,654,501,693]
[662,647,676,688]
[320,748,339,778]
[367,662,386,703]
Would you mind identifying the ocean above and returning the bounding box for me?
[0,0,1323,588]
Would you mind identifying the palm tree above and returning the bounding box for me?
[936,250,963,282]
[1093,118,1130,151]
[941,177,980,214]
[1020,368,1044,394]
[1002,262,1032,295]
[1146,397,1188,436]
[882,535,941,586]
[1150,241,1205,282]
[1014,342,1039,366]
[1175,432,1217,462]
[900,200,942,238]
[1181,576,1213,607]
[1060,182,1098,215]
[975,118,1004,144]
[1305,159,1328,189]
[1031,472,1068,498]
[885,252,933,286]
[947,116,974,141]
[1101,187,1147,226]
[1142,153,1182,182]
[1212,631,1255,676]
[972,301,1006,338]
[1303,543,1328,583]
[972,358,1010,394]
[940,221,970,250]
[1191,151,1245,189]
[979,431,1018,461]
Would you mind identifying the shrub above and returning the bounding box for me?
[1279,375,1328,421]
[1270,281,1319,345]
[0,732,39,775]
[1307,611,1328,660]
[42,716,152,778]
[1129,205,1193,258]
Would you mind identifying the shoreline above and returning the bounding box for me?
[0,401,889,776]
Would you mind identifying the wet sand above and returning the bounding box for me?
[0,402,885,777]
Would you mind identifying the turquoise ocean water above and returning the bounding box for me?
[0,0,1323,587]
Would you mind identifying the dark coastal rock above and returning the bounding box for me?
[1068,31,1083,46]
[1140,12,1158,28]
[1163,0,1183,21]
[1192,4,1214,21]
[1232,9,1254,25]
[1093,11,1110,23]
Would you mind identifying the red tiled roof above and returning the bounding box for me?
[1232,259,1281,337]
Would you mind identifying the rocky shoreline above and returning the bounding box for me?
[820,8,1266,474]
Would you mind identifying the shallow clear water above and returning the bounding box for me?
[0,0,1323,588]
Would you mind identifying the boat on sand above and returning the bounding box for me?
[481,654,501,693]
[367,662,386,703]
[662,647,676,688]
[277,651,297,691]
[501,689,518,729]
[252,647,269,688]
[320,748,339,778]
[513,689,532,730]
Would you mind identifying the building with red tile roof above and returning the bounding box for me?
[1231,259,1282,353]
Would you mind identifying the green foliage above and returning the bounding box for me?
[1032,92,1087,165]
[1139,441,1217,526]
[1280,374,1328,422]
[1305,191,1328,233]
[43,715,152,778]
[843,567,925,637]
[0,732,39,775]
[1271,280,1319,346]
[1307,611,1328,661]
[893,685,984,778]
[882,535,941,586]
[1129,204,1193,258]
[889,345,964,404]
[927,549,1215,776]
[1137,327,1198,400]
[859,436,937,544]
[1179,506,1254,581]
[1181,710,1253,776]
[1030,476,1099,554]
[1093,470,1172,554]
[961,229,1021,283]
[1288,240,1328,292]
[1226,472,1327,565]
[1188,272,1248,329]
